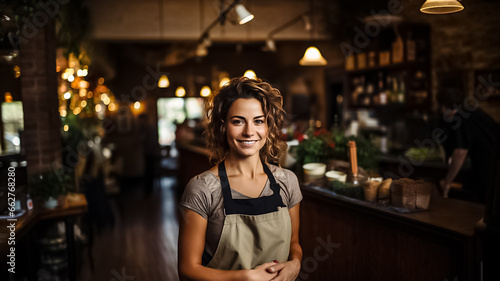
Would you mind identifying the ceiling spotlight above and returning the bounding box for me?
[196,44,208,57]
[235,3,254,25]
[265,38,277,52]
[302,15,312,31]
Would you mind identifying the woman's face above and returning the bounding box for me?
[225,98,268,159]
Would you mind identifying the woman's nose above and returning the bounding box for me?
[243,123,254,136]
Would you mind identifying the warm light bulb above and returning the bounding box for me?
[68,75,75,82]
[109,103,117,111]
[134,101,141,109]
[81,100,87,107]
[244,70,257,79]
[63,92,71,99]
[63,125,69,131]
[175,87,186,97]
[60,109,67,117]
[219,77,230,88]
[95,104,102,112]
[200,86,212,97]
[299,46,327,66]
[158,75,170,88]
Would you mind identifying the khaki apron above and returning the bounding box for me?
[204,161,292,270]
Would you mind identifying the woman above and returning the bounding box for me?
[178,77,302,281]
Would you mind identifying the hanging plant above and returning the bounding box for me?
[0,0,90,57]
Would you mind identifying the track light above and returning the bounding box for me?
[235,3,254,25]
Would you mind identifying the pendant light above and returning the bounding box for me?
[158,75,170,88]
[420,0,464,14]
[219,77,230,88]
[175,86,186,97]
[299,0,327,66]
[243,70,257,79]
[300,46,327,66]
[200,86,212,97]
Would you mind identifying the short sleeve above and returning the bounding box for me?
[284,169,302,209]
[178,176,211,220]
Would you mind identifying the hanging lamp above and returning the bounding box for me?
[243,70,257,79]
[175,86,186,97]
[300,46,327,66]
[420,0,464,14]
[158,75,170,88]
[200,86,212,97]
[299,0,327,66]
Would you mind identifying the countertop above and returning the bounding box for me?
[301,184,484,238]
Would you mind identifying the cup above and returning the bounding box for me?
[303,163,326,184]
[325,170,347,183]
[363,181,381,203]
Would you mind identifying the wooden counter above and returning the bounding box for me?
[299,185,484,281]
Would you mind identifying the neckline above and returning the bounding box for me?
[208,170,270,199]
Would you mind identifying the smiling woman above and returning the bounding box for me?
[178,77,303,281]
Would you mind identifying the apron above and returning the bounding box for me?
[204,161,292,270]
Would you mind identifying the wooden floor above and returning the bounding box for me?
[78,176,180,281]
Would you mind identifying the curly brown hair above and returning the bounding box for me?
[204,76,285,165]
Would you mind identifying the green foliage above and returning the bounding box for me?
[29,169,73,199]
[0,0,90,56]
[328,180,364,200]
[296,128,379,170]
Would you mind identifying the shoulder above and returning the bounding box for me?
[268,165,299,186]
[186,169,221,194]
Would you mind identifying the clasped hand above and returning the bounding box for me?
[247,260,301,281]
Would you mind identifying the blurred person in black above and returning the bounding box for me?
[437,88,500,203]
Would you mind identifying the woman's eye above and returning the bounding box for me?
[232,120,243,125]
[255,119,265,124]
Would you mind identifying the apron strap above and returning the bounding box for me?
[218,160,286,215]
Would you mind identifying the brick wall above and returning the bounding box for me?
[20,20,62,175]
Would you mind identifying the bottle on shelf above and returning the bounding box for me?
[398,75,405,103]
[390,75,399,103]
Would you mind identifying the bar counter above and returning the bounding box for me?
[299,185,484,281]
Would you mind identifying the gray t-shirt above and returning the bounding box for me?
[179,165,302,259]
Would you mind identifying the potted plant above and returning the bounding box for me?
[29,169,73,209]
[295,128,379,171]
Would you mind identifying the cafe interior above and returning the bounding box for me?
[1,0,500,280]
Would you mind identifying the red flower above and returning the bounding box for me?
[297,134,305,142]
[313,128,328,137]
[329,142,335,148]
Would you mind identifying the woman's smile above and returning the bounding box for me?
[226,98,268,158]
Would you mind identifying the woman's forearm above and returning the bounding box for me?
[179,265,248,281]
[288,241,302,263]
